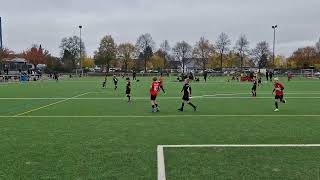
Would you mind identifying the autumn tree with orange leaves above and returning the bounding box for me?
[23,45,50,68]
[0,48,15,62]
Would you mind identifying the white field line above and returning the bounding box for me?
[157,144,320,180]
[1,92,320,100]
[2,96,320,100]
[157,146,166,180]
[1,115,320,118]
[13,92,91,117]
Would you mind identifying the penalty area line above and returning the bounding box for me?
[157,144,320,180]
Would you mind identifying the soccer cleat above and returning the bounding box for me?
[274,109,279,112]
[178,108,183,112]
[194,107,197,112]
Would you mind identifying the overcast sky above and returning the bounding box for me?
[1,0,320,57]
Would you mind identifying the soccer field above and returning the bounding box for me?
[1,76,320,179]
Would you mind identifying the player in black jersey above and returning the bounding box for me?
[113,75,118,90]
[102,75,107,88]
[126,78,131,102]
[251,78,257,97]
[178,79,197,112]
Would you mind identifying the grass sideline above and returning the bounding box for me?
[0,76,320,179]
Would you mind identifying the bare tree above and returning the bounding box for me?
[94,35,117,73]
[173,41,192,74]
[234,34,249,70]
[60,36,85,66]
[316,37,320,54]
[160,40,171,54]
[118,43,136,72]
[136,33,155,72]
[159,40,171,68]
[215,32,231,70]
[193,37,214,71]
[251,41,271,72]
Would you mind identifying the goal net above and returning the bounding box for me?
[301,69,314,78]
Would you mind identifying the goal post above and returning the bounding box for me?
[301,69,314,78]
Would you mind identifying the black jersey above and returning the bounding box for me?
[113,77,118,84]
[253,80,257,86]
[252,80,257,90]
[126,81,131,90]
[181,83,192,97]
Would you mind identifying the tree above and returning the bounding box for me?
[0,48,15,61]
[60,36,85,69]
[118,43,136,72]
[94,35,117,73]
[193,37,214,70]
[160,40,171,54]
[62,49,74,71]
[173,41,192,73]
[251,41,271,72]
[82,56,95,68]
[274,55,286,68]
[224,50,239,68]
[23,45,50,67]
[150,55,165,70]
[136,33,155,72]
[215,32,231,69]
[234,34,249,70]
[316,38,320,55]
[208,54,220,68]
[287,47,318,68]
[159,40,171,67]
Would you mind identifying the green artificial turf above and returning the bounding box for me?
[0,76,320,179]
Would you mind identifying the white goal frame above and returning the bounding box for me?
[157,144,320,180]
[301,69,315,78]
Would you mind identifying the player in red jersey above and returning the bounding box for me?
[272,78,286,112]
[150,77,160,112]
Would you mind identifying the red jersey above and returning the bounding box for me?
[274,82,284,96]
[150,81,159,96]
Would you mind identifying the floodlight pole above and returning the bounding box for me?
[79,25,83,77]
[0,17,3,49]
[272,25,278,66]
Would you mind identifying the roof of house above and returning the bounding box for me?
[3,58,27,63]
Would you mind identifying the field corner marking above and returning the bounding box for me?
[157,145,166,180]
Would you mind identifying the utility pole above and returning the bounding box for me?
[79,25,83,77]
[0,17,3,49]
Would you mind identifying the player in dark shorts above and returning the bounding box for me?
[272,78,286,112]
[258,76,262,86]
[53,72,59,82]
[203,71,208,82]
[133,71,137,80]
[150,77,160,112]
[158,74,166,94]
[251,78,257,97]
[102,75,107,88]
[126,78,131,102]
[178,78,197,112]
[113,75,118,90]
